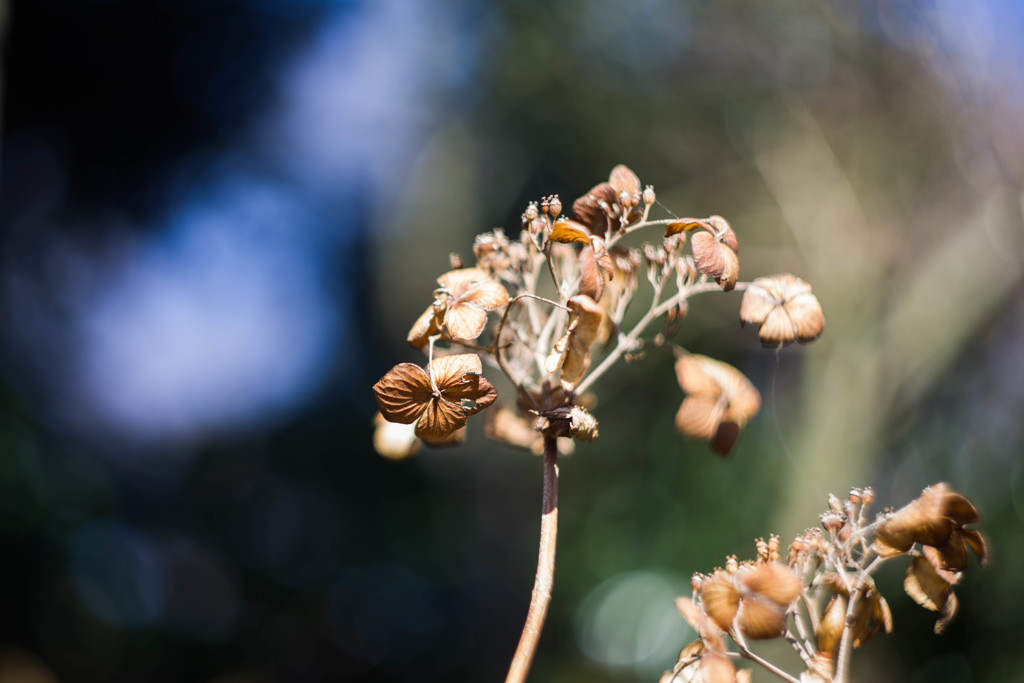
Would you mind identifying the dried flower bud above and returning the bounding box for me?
[755,537,769,562]
[539,404,599,442]
[820,510,844,533]
[861,487,875,505]
[548,195,562,219]
[530,216,547,235]
[449,252,462,269]
[525,202,539,221]
[643,185,655,206]
[828,493,843,513]
[767,535,780,562]
[849,488,863,505]
[725,555,739,574]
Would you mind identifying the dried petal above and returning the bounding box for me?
[675,596,705,631]
[692,231,740,292]
[701,574,740,633]
[737,563,801,606]
[904,555,953,613]
[416,396,468,440]
[818,595,847,655]
[736,596,787,640]
[961,528,988,567]
[444,304,489,340]
[372,363,432,424]
[436,268,509,340]
[579,244,605,302]
[664,218,706,237]
[573,182,617,235]
[559,295,605,388]
[549,219,592,244]
[609,164,641,196]
[407,305,441,348]
[675,396,725,441]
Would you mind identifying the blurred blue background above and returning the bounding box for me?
[2,0,1023,680]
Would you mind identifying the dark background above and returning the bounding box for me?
[2,0,1024,681]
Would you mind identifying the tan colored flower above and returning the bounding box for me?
[698,563,801,640]
[372,353,497,440]
[873,483,986,571]
[740,274,825,346]
[667,216,739,291]
[674,354,761,457]
[545,295,604,389]
[407,268,509,347]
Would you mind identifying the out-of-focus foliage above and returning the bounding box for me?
[1,0,1023,681]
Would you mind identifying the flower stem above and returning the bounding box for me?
[506,435,559,683]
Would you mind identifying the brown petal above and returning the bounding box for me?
[579,245,605,303]
[431,354,496,414]
[437,267,489,295]
[941,490,979,525]
[444,303,489,340]
[935,591,959,634]
[851,591,887,648]
[929,532,969,572]
[568,295,604,348]
[904,555,952,613]
[738,563,801,606]
[460,278,509,311]
[549,219,592,244]
[609,164,641,196]
[407,305,441,349]
[701,575,740,633]
[961,528,988,567]
[691,232,739,292]
[706,216,738,252]
[429,353,483,388]
[415,398,467,440]
[710,421,742,458]
[372,363,432,424]
[817,595,847,655]
[674,354,724,398]
[545,331,570,375]
[736,596,787,640]
[786,292,825,342]
[675,396,725,441]
[572,182,617,235]
[664,218,707,237]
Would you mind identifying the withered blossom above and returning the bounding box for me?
[545,295,604,389]
[699,563,802,640]
[666,216,740,291]
[740,274,825,346]
[473,229,511,272]
[873,483,987,571]
[372,353,497,440]
[407,268,509,347]
[572,181,617,235]
[674,354,761,457]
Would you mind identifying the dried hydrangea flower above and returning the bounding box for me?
[740,274,825,346]
[873,483,986,571]
[407,268,509,347]
[698,563,801,640]
[674,354,761,457]
[372,353,497,440]
[572,181,617,235]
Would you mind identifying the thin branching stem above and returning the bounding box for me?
[731,628,802,683]
[506,435,559,683]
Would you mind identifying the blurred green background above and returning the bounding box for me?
[2,0,1023,681]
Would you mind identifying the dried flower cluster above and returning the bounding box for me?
[370,164,827,683]
[372,164,825,460]
[664,484,986,683]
